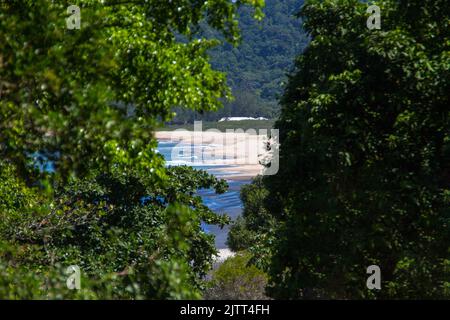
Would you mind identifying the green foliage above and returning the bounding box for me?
[171,0,309,122]
[243,0,450,299]
[228,176,274,253]
[227,216,254,251]
[204,252,269,300]
[1,0,264,183]
[0,0,262,299]
[0,161,230,299]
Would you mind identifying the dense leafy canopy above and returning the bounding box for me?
[234,0,450,299]
[0,0,262,299]
[227,176,274,252]
[2,0,449,300]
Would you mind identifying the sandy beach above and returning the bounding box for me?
[156,130,268,180]
[156,130,272,262]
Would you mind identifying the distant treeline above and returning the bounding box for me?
[159,120,275,133]
[171,0,309,124]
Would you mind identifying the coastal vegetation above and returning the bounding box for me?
[204,252,269,300]
[0,0,262,299]
[231,0,450,299]
[0,0,448,300]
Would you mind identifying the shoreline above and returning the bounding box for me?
[156,130,266,181]
[157,130,265,262]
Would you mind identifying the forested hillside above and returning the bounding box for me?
[172,0,308,123]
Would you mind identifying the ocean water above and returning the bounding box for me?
[34,143,247,249]
[157,141,249,249]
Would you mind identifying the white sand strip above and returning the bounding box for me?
[156,130,268,180]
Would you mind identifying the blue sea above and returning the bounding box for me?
[35,142,247,249]
[157,141,249,249]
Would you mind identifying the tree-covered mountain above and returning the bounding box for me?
[172,0,309,123]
